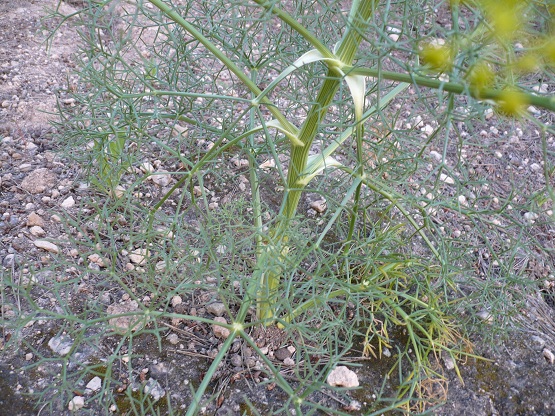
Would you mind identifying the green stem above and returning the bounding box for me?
[346,66,555,112]
[256,0,379,323]
[147,0,297,135]
[249,0,334,59]
[249,69,263,256]
[185,329,238,416]
[118,89,253,103]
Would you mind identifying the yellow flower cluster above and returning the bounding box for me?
[497,87,529,117]
[419,41,454,73]
[445,0,555,117]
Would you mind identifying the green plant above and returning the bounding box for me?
[33,0,555,413]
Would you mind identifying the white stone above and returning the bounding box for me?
[150,171,171,187]
[439,173,454,184]
[442,353,455,370]
[61,196,75,208]
[68,396,85,411]
[193,185,203,197]
[144,378,165,401]
[112,185,126,198]
[543,348,555,364]
[327,366,359,388]
[167,333,179,345]
[48,334,73,356]
[310,199,327,213]
[86,376,102,392]
[476,310,494,324]
[206,302,226,317]
[107,300,144,334]
[283,357,295,366]
[172,124,188,137]
[34,240,60,254]
[140,161,155,173]
[524,212,539,223]
[429,151,442,161]
[29,225,46,237]
[129,248,148,265]
[259,159,275,169]
[421,124,434,135]
[171,295,182,307]
[212,317,230,339]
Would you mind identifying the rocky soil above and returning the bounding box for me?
[2,1,555,415]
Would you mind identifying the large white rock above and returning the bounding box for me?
[327,366,359,388]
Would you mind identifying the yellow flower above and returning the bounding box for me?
[515,52,540,73]
[467,61,495,95]
[482,0,523,42]
[541,37,555,66]
[419,41,454,73]
[497,87,529,117]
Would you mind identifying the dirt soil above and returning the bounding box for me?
[2,1,555,415]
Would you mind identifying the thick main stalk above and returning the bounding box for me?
[257,0,378,322]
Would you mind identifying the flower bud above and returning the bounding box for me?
[419,40,454,73]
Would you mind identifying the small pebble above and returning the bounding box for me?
[86,376,102,392]
[442,353,455,370]
[439,173,454,184]
[283,357,295,366]
[530,163,541,172]
[476,310,494,324]
[27,212,45,227]
[171,295,182,307]
[310,199,327,213]
[543,348,555,364]
[34,240,60,254]
[167,333,179,345]
[61,196,75,208]
[206,302,226,317]
[29,225,45,236]
[430,150,442,161]
[230,354,242,367]
[213,317,230,339]
[68,396,85,411]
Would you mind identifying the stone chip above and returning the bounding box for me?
[34,240,60,254]
[20,168,57,194]
[107,300,144,334]
[327,366,359,388]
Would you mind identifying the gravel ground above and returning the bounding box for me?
[2,1,555,415]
